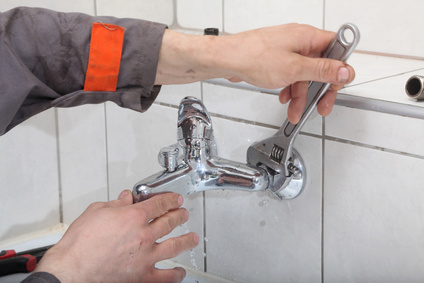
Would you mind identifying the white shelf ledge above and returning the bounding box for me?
[205,52,424,120]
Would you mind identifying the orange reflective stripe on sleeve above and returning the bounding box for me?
[84,23,125,91]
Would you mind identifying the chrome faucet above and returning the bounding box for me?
[133,96,269,202]
[133,23,359,202]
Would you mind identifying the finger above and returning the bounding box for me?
[279,87,292,104]
[106,189,134,208]
[150,267,186,283]
[317,88,338,117]
[135,193,184,222]
[287,81,309,124]
[149,208,189,240]
[293,56,355,85]
[153,232,199,262]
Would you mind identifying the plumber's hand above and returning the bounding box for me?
[35,191,199,283]
[223,24,356,124]
[156,23,355,124]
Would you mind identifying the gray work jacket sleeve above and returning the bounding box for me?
[0,6,167,135]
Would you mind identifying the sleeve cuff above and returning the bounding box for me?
[21,272,61,283]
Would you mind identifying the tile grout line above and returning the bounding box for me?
[322,0,326,30]
[104,103,111,201]
[325,135,424,160]
[201,81,207,273]
[94,1,111,202]
[93,0,97,16]
[55,108,64,224]
[155,101,424,160]
[344,67,424,89]
[322,0,327,280]
[321,116,326,283]
[222,0,225,33]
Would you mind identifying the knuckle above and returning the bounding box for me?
[141,230,155,244]
[136,206,149,221]
[155,197,168,213]
[317,60,334,81]
[169,239,182,258]
[163,215,174,231]
[137,227,154,244]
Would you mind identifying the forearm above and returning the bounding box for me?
[156,24,356,124]
[155,29,232,84]
[156,24,354,88]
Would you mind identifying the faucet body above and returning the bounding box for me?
[133,97,269,202]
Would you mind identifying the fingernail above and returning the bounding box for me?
[178,195,184,206]
[118,190,129,200]
[337,66,350,83]
[185,209,189,221]
[193,233,199,245]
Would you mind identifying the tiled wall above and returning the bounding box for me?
[2,1,424,282]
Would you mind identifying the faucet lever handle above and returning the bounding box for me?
[177,96,214,144]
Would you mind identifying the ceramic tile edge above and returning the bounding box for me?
[206,77,424,121]
[335,93,424,120]
[323,135,424,161]
[0,224,67,249]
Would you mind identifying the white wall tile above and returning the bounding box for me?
[212,115,274,163]
[0,109,60,240]
[176,0,222,31]
[0,0,95,14]
[324,141,424,282]
[326,105,424,157]
[224,0,324,33]
[206,117,322,282]
[96,0,174,25]
[105,103,176,195]
[203,83,322,135]
[57,105,108,225]
[105,103,205,269]
[325,0,424,57]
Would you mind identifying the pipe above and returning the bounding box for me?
[405,75,424,100]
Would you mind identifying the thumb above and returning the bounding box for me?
[116,189,134,205]
[297,56,355,85]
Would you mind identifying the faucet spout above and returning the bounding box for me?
[133,156,269,202]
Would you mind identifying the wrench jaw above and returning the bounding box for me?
[246,137,306,200]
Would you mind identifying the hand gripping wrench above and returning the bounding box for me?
[247,23,360,199]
